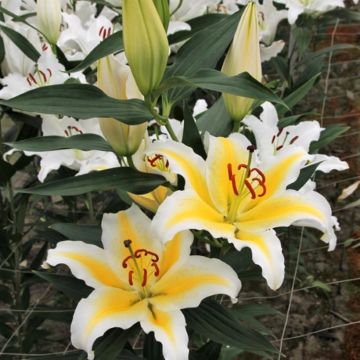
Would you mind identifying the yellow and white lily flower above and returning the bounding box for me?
[148,134,338,290]
[46,204,241,360]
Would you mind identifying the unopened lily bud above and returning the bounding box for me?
[122,0,169,96]
[153,0,170,30]
[97,55,147,156]
[221,2,262,123]
[37,0,62,45]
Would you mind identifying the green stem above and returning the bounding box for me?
[232,120,241,133]
[0,112,5,156]
[87,193,95,223]
[165,121,179,142]
[126,156,135,169]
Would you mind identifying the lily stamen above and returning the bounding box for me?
[122,240,160,292]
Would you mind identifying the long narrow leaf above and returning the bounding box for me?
[0,84,153,124]
[8,134,113,152]
[17,167,167,196]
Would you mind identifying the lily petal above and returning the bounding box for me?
[231,229,284,290]
[151,255,241,311]
[238,190,337,249]
[141,308,189,360]
[71,288,146,360]
[152,189,236,242]
[160,231,193,275]
[242,147,309,211]
[101,204,162,264]
[146,140,212,204]
[47,241,127,289]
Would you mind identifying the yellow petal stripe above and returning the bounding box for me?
[238,192,325,232]
[46,241,126,289]
[153,189,236,242]
[151,256,241,310]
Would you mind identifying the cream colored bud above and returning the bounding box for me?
[37,0,62,45]
[222,2,262,122]
[122,0,169,96]
[97,55,147,156]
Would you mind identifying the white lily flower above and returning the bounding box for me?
[242,101,349,174]
[274,0,345,25]
[9,116,120,182]
[46,205,241,360]
[0,47,85,99]
[58,3,116,61]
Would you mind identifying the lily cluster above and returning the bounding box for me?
[1,0,352,359]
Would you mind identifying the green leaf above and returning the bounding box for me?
[184,299,277,356]
[0,24,40,62]
[182,105,206,159]
[165,11,241,104]
[91,326,139,360]
[0,84,153,124]
[190,342,222,360]
[8,134,114,152]
[69,31,123,72]
[143,332,164,360]
[235,304,282,318]
[50,223,102,247]
[168,14,227,45]
[197,97,232,137]
[34,271,92,301]
[159,70,286,107]
[18,167,167,196]
[310,124,349,152]
[277,74,320,116]
[288,162,322,191]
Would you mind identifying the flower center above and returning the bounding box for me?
[227,146,266,222]
[272,128,299,153]
[122,240,160,297]
[26,67,53,87]
[147,154,170,172]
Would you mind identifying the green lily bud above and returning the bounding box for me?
[37,0,62,45]
[153,0,170,31]
[221,1,262,123]
[97,55,147,157]
[122,0,169,97]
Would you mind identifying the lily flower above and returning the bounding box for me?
[242,101,349,174]
[274,0,345,25]
[46,204,241,360]
[59,8,115,61]
[0,47,85,99]
[6,116,120,182]
[148,134,338,290]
